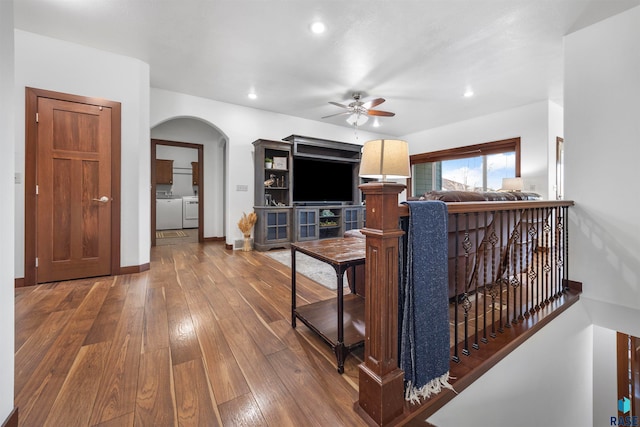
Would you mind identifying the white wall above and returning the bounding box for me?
[13,30,151,275]
[401,100,562,199]
[592,325,617,426]
[151,88,394,245]
[152,118,226,237]
[565,6,640,310]
[427,302,594,427]
[0,0,15,421]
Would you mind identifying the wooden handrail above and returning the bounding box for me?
[398,199,574,217]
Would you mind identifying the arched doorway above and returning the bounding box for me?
[150,117,226,246]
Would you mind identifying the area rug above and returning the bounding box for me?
[265,249,347,290]
[156,230,188,239]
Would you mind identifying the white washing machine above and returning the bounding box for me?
[182,196,199,228]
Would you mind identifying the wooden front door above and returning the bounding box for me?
[35,97,113,283]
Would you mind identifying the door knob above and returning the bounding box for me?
[92,196,111,203]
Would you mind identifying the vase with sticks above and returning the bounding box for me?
[237,211,258,252]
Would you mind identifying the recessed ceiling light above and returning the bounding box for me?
[248,93,257,100]
[463,89,474,98]
[310,21,326,34]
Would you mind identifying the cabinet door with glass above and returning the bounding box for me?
[343,207,364,231]
[296,208,318,241]
[262,209,290,244]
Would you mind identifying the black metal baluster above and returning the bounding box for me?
[533,207,541,311]
[543,207,552,306]
[453,213,460,362]
[482,211,489,345]
[513,208,523,322]
[473,212,480,351]
[461,213,473,357]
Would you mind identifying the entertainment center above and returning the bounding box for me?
[252,135,366,251]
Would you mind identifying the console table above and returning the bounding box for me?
[290,237,366,373]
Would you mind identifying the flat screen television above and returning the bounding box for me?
[293,158,354,204]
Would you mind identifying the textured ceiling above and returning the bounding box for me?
[13,0,640,136]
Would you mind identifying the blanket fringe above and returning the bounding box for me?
[404,372,457,404]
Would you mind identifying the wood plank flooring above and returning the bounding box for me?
[15,242,368,427]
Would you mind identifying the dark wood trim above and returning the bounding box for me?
[617,332,629,418]
[617,332,640,418]
[203,236,225,242]
[397,200,574,218]
[111,102,122,280]
[564,279,583,293]
[118,263,150,275]
[24,87,122,286]
[1,407,18,427]
[14,278,25,288]
[225,243,234,250]
[24,89,37,286]
[151,139,204,247]
[410,137,521,164]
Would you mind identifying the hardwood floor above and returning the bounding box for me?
[15,242,368,426]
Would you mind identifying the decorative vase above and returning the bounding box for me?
[242,234,252,252]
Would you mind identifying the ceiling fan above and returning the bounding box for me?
[322,93,395,126]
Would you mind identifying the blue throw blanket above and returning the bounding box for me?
[400,200,454,403]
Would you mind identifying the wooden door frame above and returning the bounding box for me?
[151,139,204,247]
[24,87,122,286]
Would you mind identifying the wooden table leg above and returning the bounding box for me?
[291,247,297,328]
[336,264,345,373]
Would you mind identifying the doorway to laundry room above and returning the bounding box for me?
[151,139,203,246]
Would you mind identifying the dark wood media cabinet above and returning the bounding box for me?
[252,135,365,251]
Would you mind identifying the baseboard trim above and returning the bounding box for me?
[118,263,150,275]
[2,407,18,427]
[204,236,225,242]
[564,279,583,292]
[15,263,151,287]
[224,243,233,250]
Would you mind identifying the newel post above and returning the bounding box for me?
[356,182,405,425]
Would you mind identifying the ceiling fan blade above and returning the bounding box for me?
[328,101,349,109]
[322,111,351,119]
[362,97,385,109]
[367,109,395,117]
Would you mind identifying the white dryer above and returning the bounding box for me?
[182,196,199,228]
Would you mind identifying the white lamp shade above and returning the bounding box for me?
[501,177,523,191]
[359,139,411,180]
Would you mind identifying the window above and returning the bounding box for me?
[409,138,520,197]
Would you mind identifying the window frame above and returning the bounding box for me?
[408,137,521,197]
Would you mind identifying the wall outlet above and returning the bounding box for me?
[15,172,21,184]
[236,184,248,192]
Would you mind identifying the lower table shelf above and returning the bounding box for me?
[294,293,365,351]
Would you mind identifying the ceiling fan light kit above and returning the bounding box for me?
[346,113,368,126]
[323,92,395,127]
